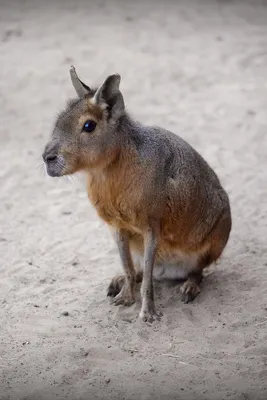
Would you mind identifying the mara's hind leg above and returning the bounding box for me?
[107,271,143,298]
[181,210,231,303]
[180,270,203,303]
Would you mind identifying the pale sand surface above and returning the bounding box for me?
[1,0,267,399]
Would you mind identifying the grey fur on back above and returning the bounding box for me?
[117,112,229,236]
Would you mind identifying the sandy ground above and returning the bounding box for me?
[1,0,267,399]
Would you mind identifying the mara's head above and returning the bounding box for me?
[42,67,125,177]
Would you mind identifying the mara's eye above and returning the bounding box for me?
[83,120,97,133]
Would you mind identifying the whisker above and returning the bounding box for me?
[36,162,46,176]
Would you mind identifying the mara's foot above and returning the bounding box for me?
[107,275,125,298]
[107,271,143,298]
[139,300,162,323]
[180,281,201,303]
[111,285,135,307]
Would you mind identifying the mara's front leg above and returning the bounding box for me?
[139,228,162,323]
[111,229,136,307]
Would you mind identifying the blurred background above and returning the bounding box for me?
[1,0,267,399]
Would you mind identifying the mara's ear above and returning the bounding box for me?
[93,74,125,119]
[70,66,91,98]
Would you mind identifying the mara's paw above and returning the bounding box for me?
[107,275,125,298]
[180,281,201,304]
[111,286,135,307]
[139,305,162,323]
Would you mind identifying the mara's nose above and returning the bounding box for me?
[43,153,57,163]
[42,141,59,162]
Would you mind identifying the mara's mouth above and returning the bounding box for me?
[44,155,66,177]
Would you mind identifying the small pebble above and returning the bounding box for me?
[72,257,79,266]
[122,318,132,323]
[62,311,69,316]
[105,378,110,384]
